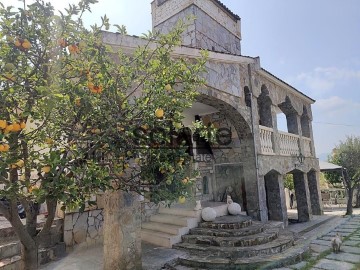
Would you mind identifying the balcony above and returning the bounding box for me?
[259,125,313,157]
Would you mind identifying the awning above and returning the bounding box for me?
[319,161,343,172]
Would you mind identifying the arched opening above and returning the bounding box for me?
[264,170,287,223]
[276,108,288,132]
[244,86,252,108]
[257,85,273,127]
[180,92,258,218]
[301,106,311,138]
[278,96,299,135]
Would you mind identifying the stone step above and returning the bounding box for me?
[199,218,252,230]
[0,255,22,270]
[181,230,278,247]
[175,240,308,270]
[142,222,189,236]
[0,241,20,261]
[174,233,294,259]
[158,207,201,220]
[150,214,199,229]
[189,224,264,237]
[141,229,182,248]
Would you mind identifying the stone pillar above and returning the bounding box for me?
[103,191,142,270]
[307,170,323,215]
[293,172,312,222]
[264,173,288,226]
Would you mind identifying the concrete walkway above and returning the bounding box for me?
[39,209,360,270]
[274,212,360,270]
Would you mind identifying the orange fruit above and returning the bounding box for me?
[15,160,24,168]
[3,144,9,152]
[0,120,7,129]
[181,178,188,184]
[45,138,54,145]
[22,39,31,49]
[20,122,26,129]
[178,196,186,204]
[12,123,21,132]
[41,165,51,173]
[14,39,21,47]
[5,124,13,132]
[57,38,67,48]
[155,108,164,118]
[0,145,5,152]
[165,84,172,91]
[68,44,79,54]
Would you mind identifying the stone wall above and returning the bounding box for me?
[64,209,104,248]
[152,0,241,38]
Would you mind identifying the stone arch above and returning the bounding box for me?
[301,106,311,138]
[196,91,259,219]
[257,85,273,127]
[263,169,287,223]
[243,86,252,108]
[196,92,252,136]
[278,96,299,135]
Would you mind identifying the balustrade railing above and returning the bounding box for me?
[259,125,274,154]
[303,137,312,157]
[279,131,300,156]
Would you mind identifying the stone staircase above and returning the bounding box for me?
[0,218,66,270]
[165,215,301,270]
[141,203,228,248]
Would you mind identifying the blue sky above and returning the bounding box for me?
[4,0,360,160]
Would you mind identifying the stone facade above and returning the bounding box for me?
[63,209,104,248]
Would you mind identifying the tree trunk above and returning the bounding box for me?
[103,190,142,270]
[355,185,360,208]
[346,188,353,215]
[21,242,38,270]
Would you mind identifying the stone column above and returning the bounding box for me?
[307,170,323,215]
[103,190,142,270]
[293,172,312,222]
[264,173,288,226]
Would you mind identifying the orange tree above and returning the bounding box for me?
[0,0,207,268]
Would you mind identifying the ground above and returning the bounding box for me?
[34,207,360,270]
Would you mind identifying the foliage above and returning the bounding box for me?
[326,136,360,188]
[326,136,360,215]
[284,174,294,191]
[0,0,207,266]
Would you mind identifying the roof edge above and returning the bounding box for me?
[259,68,315,104]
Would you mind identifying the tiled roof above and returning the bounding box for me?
[211,0,240,21]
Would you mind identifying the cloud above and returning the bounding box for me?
[315,96,360,117]
[291,66,360,92]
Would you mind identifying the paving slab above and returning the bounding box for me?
[311,239,332,247]
[313,258,354,270]
[341,245,360,254]
[288,261,307,269]
[310,244,330,253]
[343,240,360,247]
[325,232,351,237]
[326,252,360,264]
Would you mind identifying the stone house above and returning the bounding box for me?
[64,0,322,248]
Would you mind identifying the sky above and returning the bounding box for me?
[2,0,360,160]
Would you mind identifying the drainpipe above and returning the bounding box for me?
[247,63,264,221]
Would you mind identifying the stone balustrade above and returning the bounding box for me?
[279,131,300,156]
[303,137,312,157]
[259,125,274,154]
